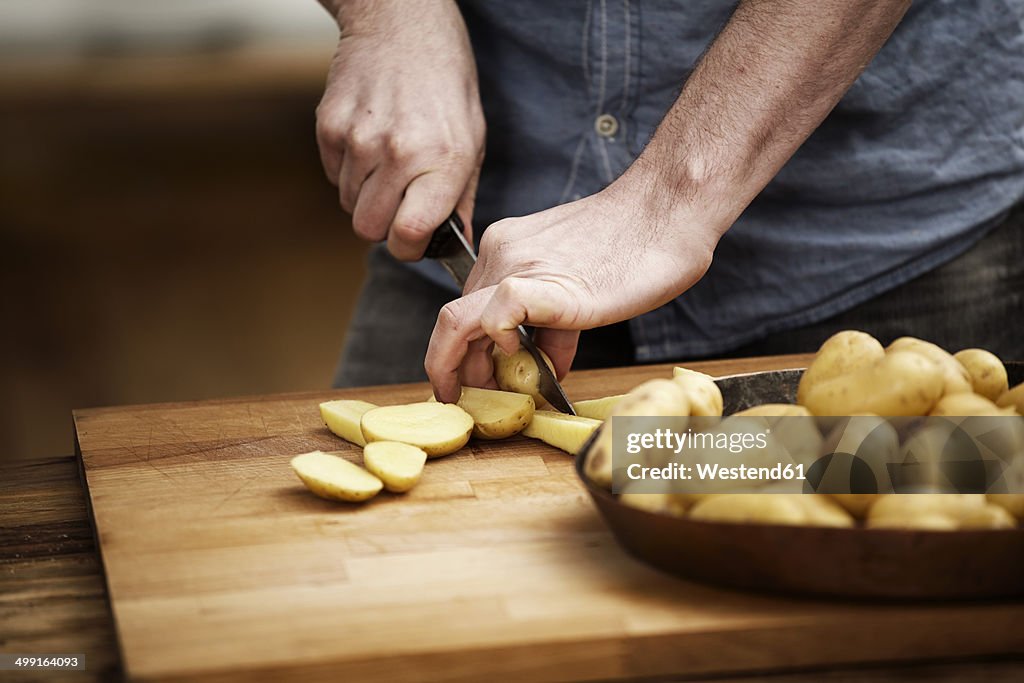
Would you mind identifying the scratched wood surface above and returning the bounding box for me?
[72,355,1024,683]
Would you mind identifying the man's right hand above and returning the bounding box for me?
[316,0,484,260]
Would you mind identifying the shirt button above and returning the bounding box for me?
[594,113,619,138]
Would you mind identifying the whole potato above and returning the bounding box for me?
[584,379,689,489]
[672,367,724,417]
[887,337,972,397]
[689,494,807,526]
[997,382,1024,415]
[802,350,944,416]
[988,494,1024,519]
[868,493,986,524]
[492,346,555,408]
[929,392,1016,417]
[953,348,1009,401]
[797,330,885,406]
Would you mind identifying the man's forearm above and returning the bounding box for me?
[634,0,911,236]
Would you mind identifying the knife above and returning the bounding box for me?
[424,213,576,415]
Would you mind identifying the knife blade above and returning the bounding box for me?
[424,213,576,415]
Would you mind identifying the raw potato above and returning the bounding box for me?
[584,379,689,489]
[672,367,724,416]
[801,350,943,416]
[573,394,627,420]
[958,504,1017,530]
[291,450,382,503]
[360,402,474,457]
[929,392,1016,417]
[868,498,1016,531]
[829,494,880,519]
[988,494,1024,519]
[797,330,885,405]
[954,348,1009,401]
[522,410,601,455]
[319,399,377,447]
[997,382,1024,414]
[457,387,535,439]
[688,494,852,527]
[492,346,555,407]
[888,337,973,397]
[363,441,427,493]
[618,484,688,517]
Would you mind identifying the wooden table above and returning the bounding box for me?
[3,355,1023,682]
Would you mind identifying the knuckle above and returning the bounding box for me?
[437,301,464,336]
[391,214,434,241]
[346,125,378,154]
[352,215,384,242]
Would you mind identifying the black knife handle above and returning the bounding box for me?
[424,212,468,260]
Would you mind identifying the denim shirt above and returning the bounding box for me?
[409,0,1024,361]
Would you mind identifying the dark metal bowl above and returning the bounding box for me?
[574,363,1024,600]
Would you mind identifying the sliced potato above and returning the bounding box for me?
[456,387,535,439]
[360,402,474,457]
[291,450,382,503]
[522,410,601,455]
[319,399,377,446]
[954,348,1009,401]
[672,367,724,416]
[573,394,627,421]
[888,337,973,397]
[797,330,885,405]
[363,441,427,493]
[492,346,555,407]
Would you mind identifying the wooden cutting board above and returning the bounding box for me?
[74,355,1024,683]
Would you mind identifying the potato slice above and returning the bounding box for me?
[573,394,627,421]
[319,399,377,446]
[363,441,427,493]
[361,402,474,457]
[954,348,1009,401]
[492,346,555,407]
[522,410,601,455]
[457,387,535,439]
[291,450,382,503]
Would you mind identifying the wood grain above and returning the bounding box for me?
[72,355,1024,682]
[0,457,122,683]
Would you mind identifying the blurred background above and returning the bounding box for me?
[0,1,368,463]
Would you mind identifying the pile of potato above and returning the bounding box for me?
[583,330,1024,531]
[292,348,604,502]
